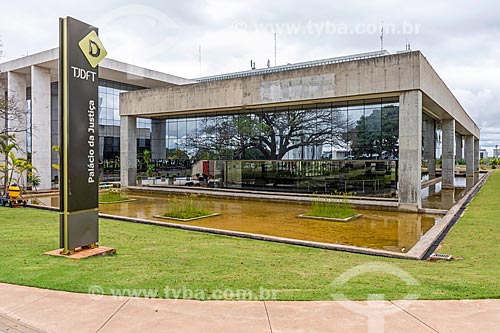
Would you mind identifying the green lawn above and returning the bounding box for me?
[0,171,499,301]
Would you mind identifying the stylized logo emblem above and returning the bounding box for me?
[78,30,107,68]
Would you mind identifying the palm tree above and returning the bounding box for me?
[10,152,37,188]
[0,133,38,194]
[0,133,19,194]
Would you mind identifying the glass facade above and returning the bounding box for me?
[98,79,147,180]
[48,79,149,183]
[40,78,398,196]
[155,97,399,196]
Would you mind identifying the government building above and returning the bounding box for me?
[0,49,480,211]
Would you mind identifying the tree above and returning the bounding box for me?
[351,105,399,159]
[255,108,342,160]
[0,133,37,193]
[188,107,345,161]
[142,149,154,177]
[166,147,189,161]
[0,133,17,193]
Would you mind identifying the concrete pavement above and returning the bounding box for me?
[1,283,499,333]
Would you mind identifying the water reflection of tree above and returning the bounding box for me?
[351,105,399,159]
[187,107,346,160]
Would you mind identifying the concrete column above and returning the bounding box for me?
[151,118,166,160]
[455,133,463,161]
[464,135,474,177]
[7,71,27,155]
[474,138,480,173]
[442,119,455,189]
[398,90,422,211]
[120,116,137,187]
[423,119,436,178]
[31,66,52,190]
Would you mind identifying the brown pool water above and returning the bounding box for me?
[30,193,439,253]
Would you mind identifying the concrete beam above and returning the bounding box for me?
[31,65,52,190]
[419,56,480,138]
[0,47,194,88]
[120,116,137,187]
[121,52,423,118]
[465,135,474,177]
[398,90,422,211]
[442,119,455,189]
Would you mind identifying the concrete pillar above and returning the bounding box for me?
[398,90,422,211]
[455,133,463,161]
[151,118,166,160]
[442,119,455,189]
[423,119,436,178]
[464,135,474,177]
[474,138,480,173]
[120,116,137,187]
[7,71,27,155]
[31,66,52,190]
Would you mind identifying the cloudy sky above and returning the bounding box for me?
[1,0,499,152]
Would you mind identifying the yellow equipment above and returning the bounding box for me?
[1,183,28,208]
[7,184,21,199]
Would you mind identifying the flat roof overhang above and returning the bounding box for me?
[0,48,196,88]
[120,51,479,139]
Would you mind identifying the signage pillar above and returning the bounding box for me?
[59,17,107,254]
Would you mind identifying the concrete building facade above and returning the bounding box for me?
[1,49,480,211]
[119,50,480,211]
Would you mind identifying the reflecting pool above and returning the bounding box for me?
[421,174,483,210]
[31,193,439,253]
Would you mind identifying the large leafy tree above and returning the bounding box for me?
[351,105,399,159]
[189,107,346,160]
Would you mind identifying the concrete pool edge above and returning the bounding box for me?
[27,173,490,260]
[27,202,429,259]
[26,203,420,259]
[97,213,421,260]
[407,171,492,259]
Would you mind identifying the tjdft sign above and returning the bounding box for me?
[59,17,107,253]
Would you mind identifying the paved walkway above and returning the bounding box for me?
[1,283,499,333]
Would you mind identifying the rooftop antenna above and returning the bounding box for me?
[274,25,277,66]
[404,39,411,51]
[380,21,384,51]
